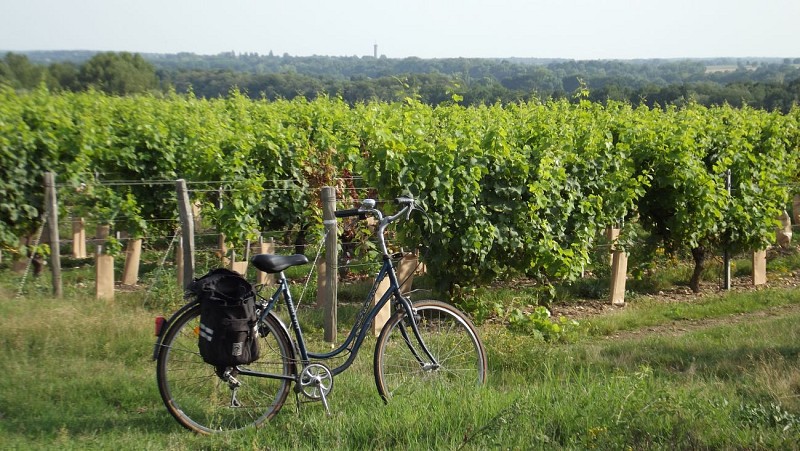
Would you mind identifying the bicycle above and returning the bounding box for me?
[153,196,488,434]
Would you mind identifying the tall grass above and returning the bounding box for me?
[2,287,800,449]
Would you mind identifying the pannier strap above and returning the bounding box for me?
[251,254,309,274]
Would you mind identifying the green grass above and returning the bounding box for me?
[3,282,800,449]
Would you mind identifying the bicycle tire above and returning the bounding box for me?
[373,300,487,403]
[156,302,295,433]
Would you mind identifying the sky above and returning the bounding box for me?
[1,0,798,60]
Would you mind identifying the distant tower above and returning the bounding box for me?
[374,43,378,58]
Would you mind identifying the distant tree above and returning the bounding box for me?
[500,67,561,93]
[78,52,158,95]
[411,73,457,105]
[462,78,508,105]
[0,52,44,89]
[561,75,582,94]
[342,78,379,103]
[46,62,80,91]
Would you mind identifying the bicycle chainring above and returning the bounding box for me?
[298,363,334,400]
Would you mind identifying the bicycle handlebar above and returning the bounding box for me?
[334,197,415,220]
[334,208,367,219]
[333,196,417,256]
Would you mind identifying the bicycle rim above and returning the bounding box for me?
[156,304,294,433]
[374,300,487,402]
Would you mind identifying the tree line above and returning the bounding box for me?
[2,51,799,111]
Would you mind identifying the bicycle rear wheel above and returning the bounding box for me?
[373,300,487,402]
[156,302,295,433]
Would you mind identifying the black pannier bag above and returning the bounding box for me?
[188,268,260,367]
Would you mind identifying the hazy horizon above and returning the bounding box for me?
[2,0,798,60]
[7,49,796,63]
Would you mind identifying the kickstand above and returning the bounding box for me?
[230,387,242,408]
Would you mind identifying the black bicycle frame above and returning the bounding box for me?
[237,253,437,382]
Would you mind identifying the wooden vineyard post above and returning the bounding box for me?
[176,179,195,289]
[753,250,767,286]
[256,237,275,286]
[793,194,800,225]
[95,224,114,300]
[192,201,203,231]
[176,234,184,289]
[397,253,417,294]
[44,172,63,298]
[777,211,792,248]
[218,234,229,267]
[121,237,142,285]
[321,187,338,343]
[371,275,392,336]
[216,187,229,268]
[11,239,26,273]
[229,240,250,276]
[607,227,627,306]
[72,217,87,258]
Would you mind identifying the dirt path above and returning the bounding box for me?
[548,269,800,339]
[598,302,800,340]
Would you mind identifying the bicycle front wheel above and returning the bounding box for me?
[156,303,295,433]
[373,300,487,402]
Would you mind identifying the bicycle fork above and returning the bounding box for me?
[399,308,441,373]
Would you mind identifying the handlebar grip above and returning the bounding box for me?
[395,197,414,206]
[334,208,367,219]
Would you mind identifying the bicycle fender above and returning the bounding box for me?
[263,311,299,374]
[264,311,291,343]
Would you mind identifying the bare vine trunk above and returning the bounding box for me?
[689,246,705,293]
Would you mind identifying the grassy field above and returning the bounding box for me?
[2,274,800,449]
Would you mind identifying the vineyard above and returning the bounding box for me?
[2,86,799,300]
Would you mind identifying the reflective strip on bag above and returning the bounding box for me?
[199,323,214,342]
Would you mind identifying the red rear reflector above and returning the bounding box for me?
[155,316,166,336]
